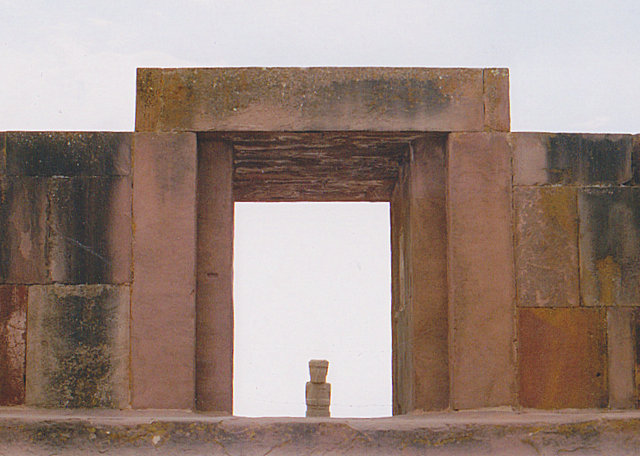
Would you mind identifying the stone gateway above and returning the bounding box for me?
[1,68,639,421]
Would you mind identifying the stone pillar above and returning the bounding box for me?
[306,360,331,417]
[196,139,234,413]
[131,133,197,409]
[391,135,449,414]
[447,132,517,409]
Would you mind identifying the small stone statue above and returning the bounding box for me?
[306,359,331,417]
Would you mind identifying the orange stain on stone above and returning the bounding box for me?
[596,256,621,307]
[519,308,608,409]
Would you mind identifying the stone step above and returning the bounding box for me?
[1,408,640,455]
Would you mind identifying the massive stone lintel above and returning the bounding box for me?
[483,68,510,132]
[209,131,419,202]
[135,67,508,133]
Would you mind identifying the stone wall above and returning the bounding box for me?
[512,132,640,409]
[1,68,639,413]
[0,132,131,407]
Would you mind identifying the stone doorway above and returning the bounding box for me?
[131,67,515,414]
[232,201,392,417]
[195,132,449,415]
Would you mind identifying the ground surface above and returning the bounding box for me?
[1,408,640,455]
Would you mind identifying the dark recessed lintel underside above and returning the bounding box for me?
[198,131,443,202]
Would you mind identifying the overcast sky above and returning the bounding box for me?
[1,1,638,417]
[1,0,638,133]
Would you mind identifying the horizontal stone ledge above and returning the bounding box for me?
[1,409,640,455]
[4,132,131,177]
[136,67,490,133]
[511,132,634,186]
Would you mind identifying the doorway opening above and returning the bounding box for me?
[233,202,392,417]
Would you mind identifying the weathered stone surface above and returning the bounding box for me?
[607,308,637,408]
[519,308,608,409]
[483,68,510,131]
[0,132,6,174]
[25,285,129,408]
[633,134,640,184]
[5,132,131,176]
[136,67,487,132]
[196,139,233,413]
[514,187,579,307]
[447,132,516,409]
[0,177,48,284]
[0,285,27,405]
[309,359,329,384]
[391,168,413,414]
[407,136,449,412]
[579,188,640,307]
[223,131,415,202]
[636,313,640,408]
[47,177,132,284]
[306,382,331,407]
[305,406,330,418]
[4,410,640,455]
[391,135,449,413]
[512,132,633,185]
[306,360,331,417]
[131,133,197,409]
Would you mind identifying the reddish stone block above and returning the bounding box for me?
[519,308,608,409]
[633,135,640,184]
[636,312,640,408]
[47,177,132,284]
[0,285,27,405]
[579,188,640,307]
[0,177,48,284]
[512,132,633,186]
[0,132,6,174]
[515,187,579,307]
[131,132,197,409]
[25,285,129,408]
[510,133,549,186]
[196,140,234,412]
[408,136,449,412]
[409,136,449,411]
[391,135,449,413]
[483,68,510,131]
[607,308,637,408]
[447,132,516,409]
[5,132,131,176]
[136,68,485,132]
[391,168,412,414]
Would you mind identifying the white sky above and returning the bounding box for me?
[1,0,638,133]
[1,1,638,417]
[234,203,391,417]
